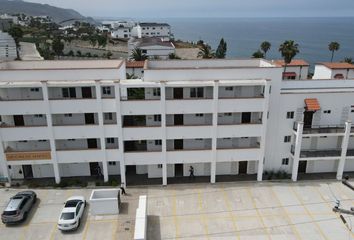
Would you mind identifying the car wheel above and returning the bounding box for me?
[77,218,81,228]
[23,212,28,221]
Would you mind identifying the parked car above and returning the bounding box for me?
[58,196,86,231]
[1,191,37,224]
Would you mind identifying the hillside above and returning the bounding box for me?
[0,0,95,24]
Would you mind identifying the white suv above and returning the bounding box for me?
[58,196,86,231]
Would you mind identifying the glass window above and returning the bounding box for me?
[102,86,111,95]
[286,111,294,119]
[282,158,289,165]
[284,136,291,143]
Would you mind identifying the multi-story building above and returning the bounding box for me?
[0,31,17,60]
[1,58,354,186]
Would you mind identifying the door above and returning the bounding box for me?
[90,162,99,176]
[85,113,95,124]
[238,161,248,174]
[241,112,251,124]
[175,164,183,177]
[303,111,314,128]
[87,139,98,149]
[81,87,92,98]
[13,115,25,126]
[22,165,33,179]
[174,139,183,150]
[126,165,136,175]
[173,88,183,99]
[298,161,307,173]
[174,114,184,126]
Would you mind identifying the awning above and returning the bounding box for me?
[283,72,297,78]
[305,98,320,111]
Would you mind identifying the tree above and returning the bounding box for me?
[252,50,264,58]
[52,38,64,58]
[279,40,299,74]
[130,48,148,61]
[76,50,82,57]
[198,43,215,59]
[168,53,181,59]
[7,26,23,59]
[344,57,353,64]
[215,38,227,59]
[260,41,271,59]
[106,51,113,59]
[328,42,340,62]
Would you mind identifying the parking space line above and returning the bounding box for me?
[82,219,91,240]
[49,222,57,240]
[111,220,118,240]
[290,186,329,240]
[270,186,303,240]
[221,185,240,240]
[197,189,210,240]
[172,190,180,238]
[245,188,271,240]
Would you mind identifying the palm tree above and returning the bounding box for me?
[252,50,264,58]
[343,57,353,64]
[260,41,271,59]
[328,42,340,62]
[278,40,299,74]
[130,48,148,61]
[197,43,214,59]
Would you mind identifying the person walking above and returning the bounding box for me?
[120,182,126,195]
[96,165,102,179]
[189,166,195,180]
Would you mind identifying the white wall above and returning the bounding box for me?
[59,163,90,177]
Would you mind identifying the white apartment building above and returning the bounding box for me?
[131,23,171,40]
[111,27,132,39]
[1,58,354,186]
[128,37,175,60]
[0,31,17,61]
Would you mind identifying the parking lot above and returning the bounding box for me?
[1,180,354,239]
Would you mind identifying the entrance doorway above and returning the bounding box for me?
[173,88,183,99]
[303,111,314,128]
[174,139,184,150]
[87,139,98,149]
[175,164,183,177]
[298,161,307,173]
[13,115,25,126]
[85,113,95,124]
[241,112,251,124]
[81,87,92,98]
[126,165,136,175]
[89,162,99,176]
[239,161,248,174]
[22,165,33,179]
[174,114,184,125]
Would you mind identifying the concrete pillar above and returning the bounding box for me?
[0,132,11,185]
[114,81,126,187]
[95,81,109,182]
[291,121,304,182]
[337,121,351,180]
[160,82,167,185]
[41,81,61,184]
[211,81,219,183]
[258,81,271,181]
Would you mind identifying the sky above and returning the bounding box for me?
[25,0,354,18]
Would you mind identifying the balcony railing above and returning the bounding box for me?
[293,122,345,134]
[299,149,341,158]
[0,123,47,128]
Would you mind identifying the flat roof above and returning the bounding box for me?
[274,59,310,67]
[318,62,354,69]
[0,60,124,71]
[145,59,277,70]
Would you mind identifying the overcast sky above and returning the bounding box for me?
[25,0,354,18]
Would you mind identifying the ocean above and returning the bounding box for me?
[136,17,354,69]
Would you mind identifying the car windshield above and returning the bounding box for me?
[60,212,75,220]
[3,210,17,216]
[64,200,80,208]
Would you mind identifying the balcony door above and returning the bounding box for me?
[13,115,25,126]
[303,111,314,128]
[82,87,92,99]
[241,112,251,124]
[175,164,183,177]
[174,139,183,150]
[298,161,307,173]
[85,113,95,124]
[173,88,183,99]
[22,165,33,179]
[87,139,98,149]
[238,161,248,174]
[174,114,184,126]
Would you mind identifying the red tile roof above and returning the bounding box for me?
[305,98,320,111]
[274,59,310,67]
[319,62,354,69]
[126,61,145,68]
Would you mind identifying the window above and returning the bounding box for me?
[323,110,331,114]
[155,140,162,145]
[102,86,111,95]
[104,113,113,120]
[190,87,204,98]
[282,158,289,165]
[108,161,116,166]
[286,111,294,119]
[195,138,203,141]
[107,138,115,144]
[284,136,291,143]
[30,88,39,92]
[64,114,73,117]
[19,140,28,142]
[224,113,232,116]
[68,139,75,141]
[34,114,43,118]
[195,114,204,117]
[225,87,234,91]
[351,109,354,113]
[154,115,161,122]
[153,88,161,96]
[38,140,47,142]
[62,88,76,98]
[157,164,162,168]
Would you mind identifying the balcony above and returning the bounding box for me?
[293,123,345,135]
[218,86,264,99]
[218,98,265,113]
[0,87,43,101]
[121,88,161,101]
[290,146,354,159]
[5,150,51,161]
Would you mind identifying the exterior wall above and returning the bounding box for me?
[313,65,334,79]
[126,67,144,78]
[282,66,309,80]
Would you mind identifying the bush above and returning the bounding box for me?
[264,170,290,180]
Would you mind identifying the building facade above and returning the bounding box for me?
[0,31,17,61]
[1,59,354,185]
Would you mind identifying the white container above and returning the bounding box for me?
[89,189,121,215]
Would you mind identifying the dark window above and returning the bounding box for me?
[323,110,331,114]
[225,87,233,91]
[30,88,39,92]
[196,114,204,117]
[284,136,291,143]
[155,140,162,145]
[154,115,161,122]
[190,87,204,98]
[102,86,111,95]
[104,113,113,120]
[153,88,161,96]
[286,111,294,119]
[107,138,115,144]
[282,158,289,165]
[62,88,76,98]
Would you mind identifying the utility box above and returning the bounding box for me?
[89,189,121,215]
